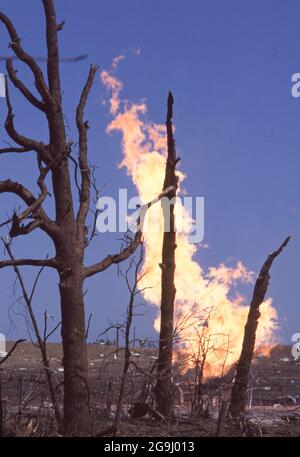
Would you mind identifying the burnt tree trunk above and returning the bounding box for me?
[58,246,90,435]
[156,92,179,416]
[229,236,290,420]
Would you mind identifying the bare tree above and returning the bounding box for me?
[2,238,63,430]
[156,92,179,416]
[114,245,145,435]
[0,1,147,435]
[228,236,291,420]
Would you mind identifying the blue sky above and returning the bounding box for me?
[0,0,299,344]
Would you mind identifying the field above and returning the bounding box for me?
[0,341,300,437]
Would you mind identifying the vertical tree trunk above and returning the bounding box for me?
[156,92,178,416]
[59,240,91,436]
[60,281,90,436]
[56,237,91,436]
[229,236,290,420]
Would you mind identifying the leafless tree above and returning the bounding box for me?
[0,1,147,435]
[113,245,145,435]
[228,236,291,420]
[156,92,179,416]
[1,237,62,430]
[174,304,231,417]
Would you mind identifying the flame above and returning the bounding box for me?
[255,345,274,358]
[100,60,278,377]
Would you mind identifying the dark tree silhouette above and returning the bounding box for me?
[0,0,143,436]
[229,236,290,420]
[156,92,179,416]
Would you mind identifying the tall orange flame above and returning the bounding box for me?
[100,59,278,376]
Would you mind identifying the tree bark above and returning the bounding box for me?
[228,236,291,420]
[59,266,90,436]
[55,231,90,435]
[156,92,179,416]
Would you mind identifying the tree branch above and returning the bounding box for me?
[15,152,65,226]
[0,179,58,238]
[10,218,42,237]
[0,339,26,366]
[76,64,99,233]
[0,10,52,104]
[4,77,50,163]
[42,0,62,100]
[85,231,143,279]
[6,59,46,112]
[0,146,31,155]
[84,186,175,278]
[0,257,58,270]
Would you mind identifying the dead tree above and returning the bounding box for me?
[228,236,291,420]
[156,92,179,416]
[2,238,63,430]
[0,1,145,435]
[114,245,144,435]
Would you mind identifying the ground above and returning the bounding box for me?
[0,342,300,437]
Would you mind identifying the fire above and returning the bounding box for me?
[100,58,278,377]
[255,345,274,358]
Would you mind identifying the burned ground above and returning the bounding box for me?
[0,342,300,437]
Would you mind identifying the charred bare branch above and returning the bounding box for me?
[0,179,58,238]
[76,64,99,232]
[4,77,50,163]
[6,59,46,111]
[84,187,175,278]
[88,165,101,242]
[0,339,26,367]
[0,256,58,270]
[0,11,52,104]
[42,0,63,100]
[0,146,31,155]
[14,152,66,229]
[0,54,88,63]
[9,218,42,237]
[85,231,142,278]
